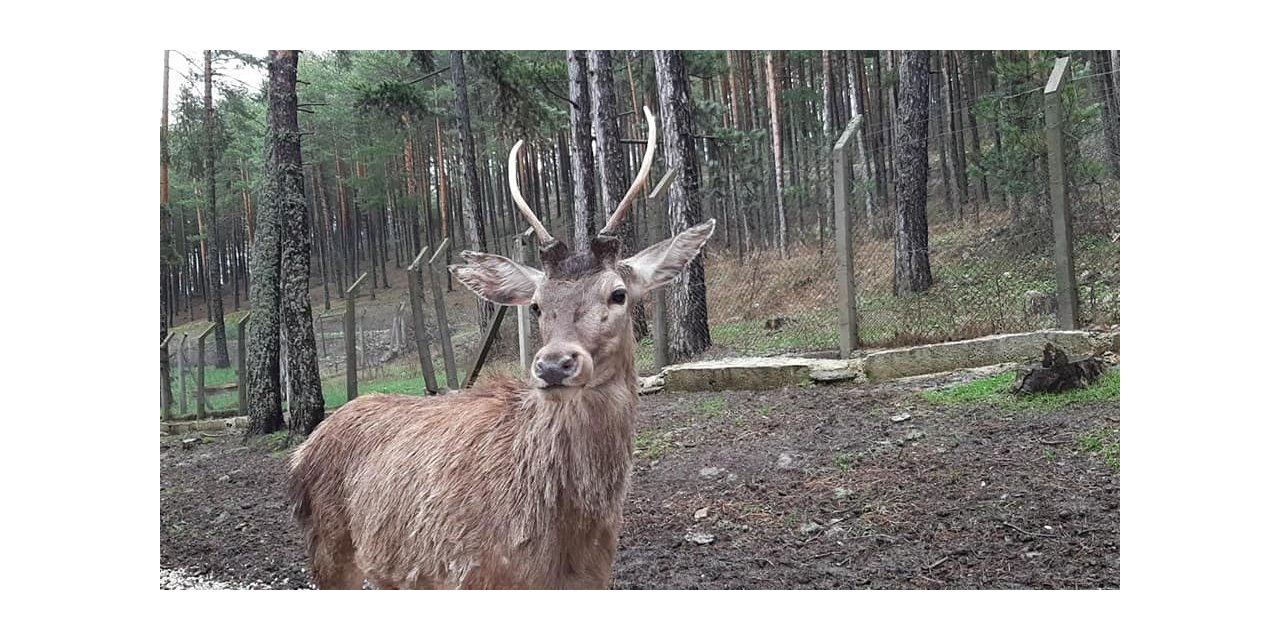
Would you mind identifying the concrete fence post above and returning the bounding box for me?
[1045,56,1080,330]
[345,272,369,401]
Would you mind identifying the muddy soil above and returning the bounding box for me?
[161,371,1119,589]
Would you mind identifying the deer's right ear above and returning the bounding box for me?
[620,219,716,295]
[448,251,543,306]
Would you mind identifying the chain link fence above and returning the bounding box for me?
[163,54,1118,417]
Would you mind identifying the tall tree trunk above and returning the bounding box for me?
[945,51,969,213]
[567,50,598,252]
[654,50,712,359]
[765,51,788,257]
[588,50,649,339]
[893,51,934,296]
[161,50,173,416]
[870,51,890,209]
[960,51,987,205]
[268,50,325,435]
[247,80,284,435]
[451,50,491,328]
[933,51,956,217]
[204,50,231,368]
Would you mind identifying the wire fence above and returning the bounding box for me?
[162,55,1118,418]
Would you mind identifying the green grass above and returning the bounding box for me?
[710,310,841,355]
[634,429,675,463]
[695,397,727,418]
[1079,426,1120,469]
[921,369,1120,409]
[832,452,857,473]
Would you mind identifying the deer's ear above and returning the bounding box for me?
[620,219,716,295]
[448,251,543,306]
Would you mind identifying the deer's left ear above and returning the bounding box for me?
[449,251,544,306]
[620,219,716,295]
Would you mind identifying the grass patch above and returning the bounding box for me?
[1078,426,1120,469]
[694,397,727,418]
[832,452,857,473]
[634,429,675,463]
[922,369,1120,409]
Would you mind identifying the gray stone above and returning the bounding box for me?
[799,521,823,535]
[699,467,724,479]
[890,412,912,423]
[664,357,813,392]
[862,330,1094,382]
[694,507,709,520]
[685,531,715,545]
[776,452,796,469]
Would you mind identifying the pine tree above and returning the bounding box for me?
[892,50,934,296]
[654,50,712,358]
[204,50,232,368]
[270,50,325,435]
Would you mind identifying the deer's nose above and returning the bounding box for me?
[534,351,579,386]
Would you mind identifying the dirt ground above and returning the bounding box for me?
[160,369,1119,589]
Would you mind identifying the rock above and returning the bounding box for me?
[904,429,926,441]
[799,521,823,535]
[694,507,709,520]
[699,467,724,479]
[890,412,912,423]
[685,531,715,545]
[181,438,198,450]
[776,452,796,469]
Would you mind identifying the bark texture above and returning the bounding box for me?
[892,50,934,296]
[451,51,493,328]
[246,54,287,435]
[567,50,598,252]
[270,50,326,435]
[653,50,712,359]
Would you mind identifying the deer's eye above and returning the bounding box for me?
[610,289,627,305]
[530,303,541,317]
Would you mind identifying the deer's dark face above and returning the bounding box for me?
[450,220,716,393]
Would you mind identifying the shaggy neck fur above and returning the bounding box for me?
[512,326,638,527]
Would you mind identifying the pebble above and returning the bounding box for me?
[684,531,715,545]
[699,467,724,479]
[160,567,273,590]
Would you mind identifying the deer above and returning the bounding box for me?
[286,106,716,589]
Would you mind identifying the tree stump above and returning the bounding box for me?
[1013,343,1107,394]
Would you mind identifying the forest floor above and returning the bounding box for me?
[160,366,1119,589]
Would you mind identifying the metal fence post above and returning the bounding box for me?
[236,313,250,415]
[426,239,458,389]
[1045,56,1080,330]
[345,272,369,401]
[833,116,863,357]
[407,244,439,394]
